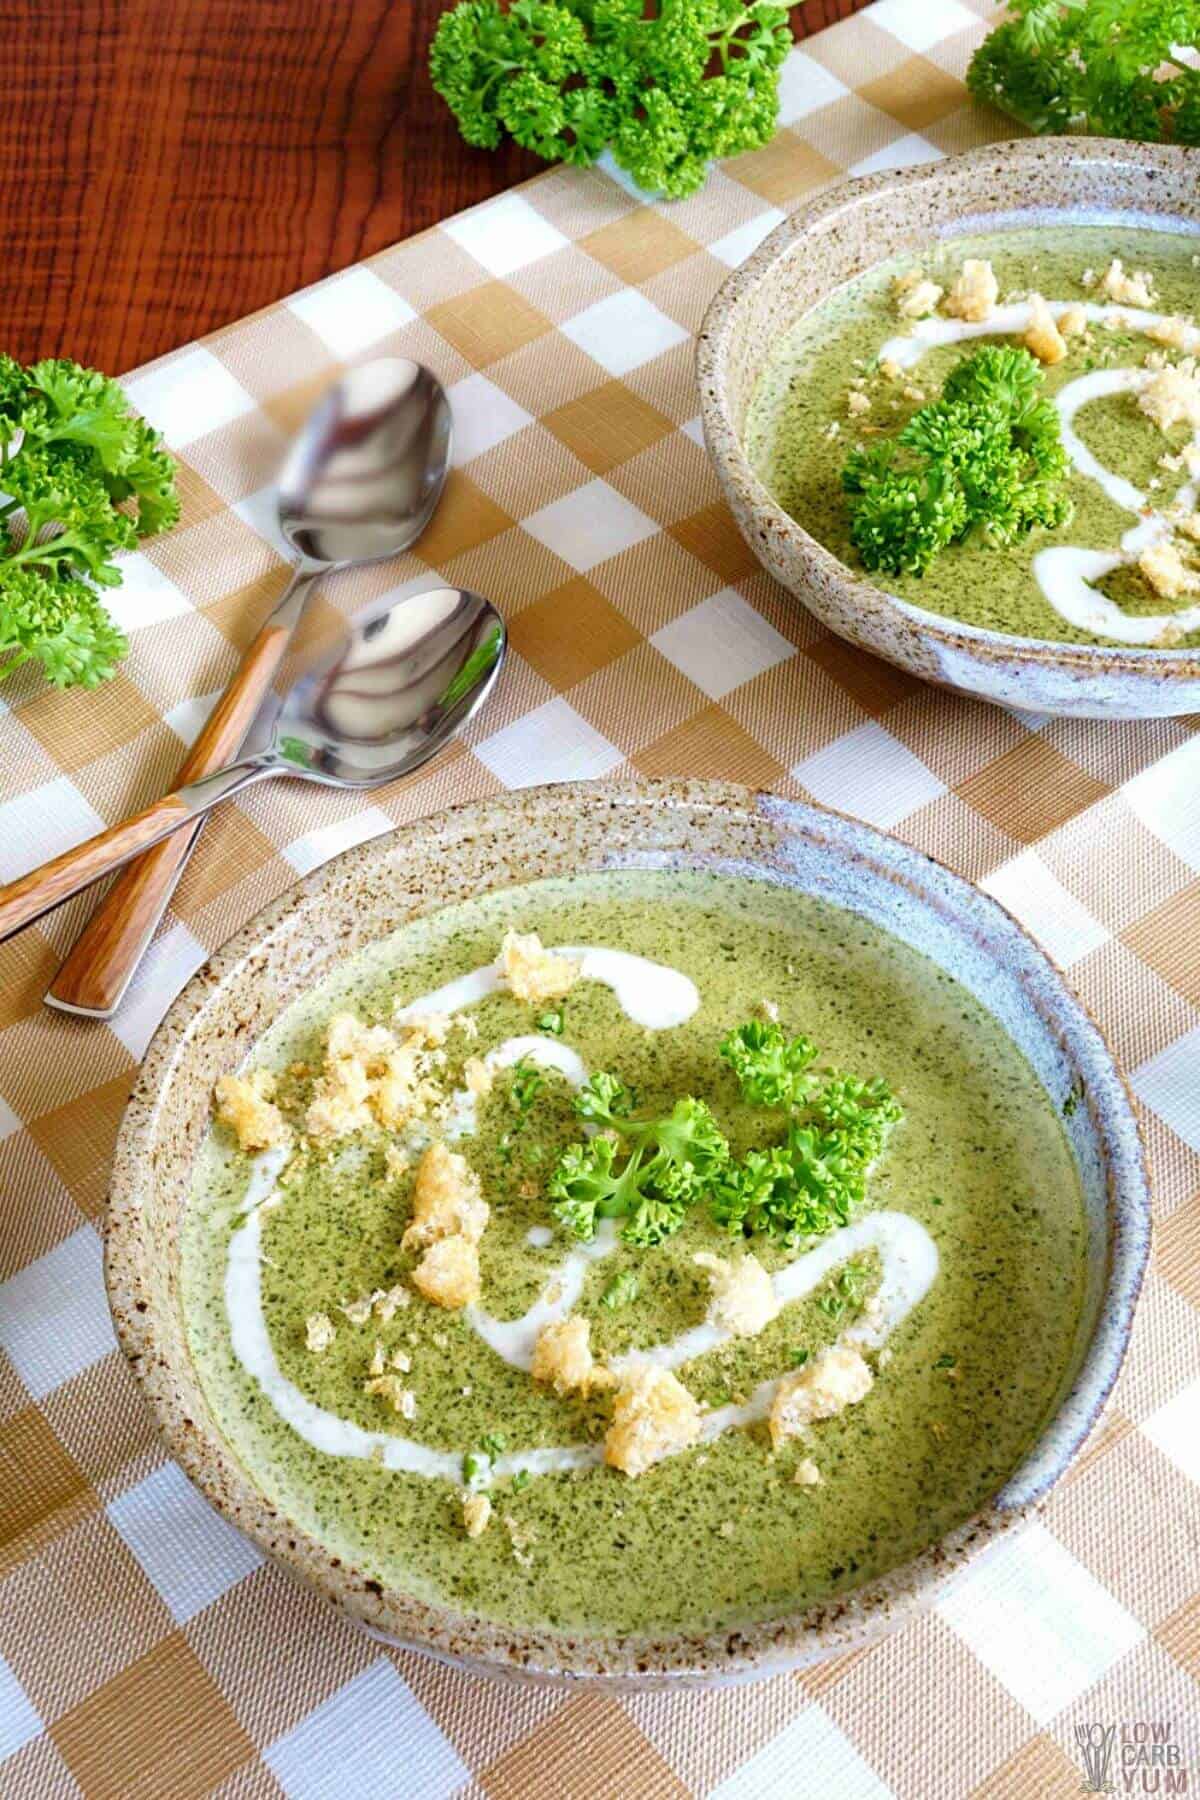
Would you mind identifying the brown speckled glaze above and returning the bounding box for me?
[106,781,1150,1685]
[698,137,1200,719]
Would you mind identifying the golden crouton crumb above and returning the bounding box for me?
[214,1070,289,1153]
[464,1056,494,1099]
[1138,539,1200,601]
[1099,257,1156,309]
[793,1457,822,1487]
[411,1235,481,1310]
[1138,359,1200,434]
[402,1142,489,1251]
[503,1513,537,1568]
[339,1292,381,1326]
[944,258,998,323]
[892,270,943,320]
[305,1012,446,1140]
[462,1492,492,1538]
[604,1366,701,1477]
[390,1348,412,1373]
[375,1284,409,1322]
[1146,315,1192,350]
[368,1340,386,1377]
[1178,513,1200,542]
[878,357,902,382]
[846,389,871,417]
[304,1313,336,1354]
[693,1251,779,1339]
[364,1373,417,1418]
[531,1316,611,1397]
[384,1143,410,1180]
[499,930,580,1005]
[1023,293,1067,366]
[1058,304,1088,338]
[769,1345,874,1450]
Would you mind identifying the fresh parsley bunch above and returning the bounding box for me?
[548,1071,730,1245]
[430,0,793,200]
[842,345,1072,579]
[0,356,179,689]
[968,0,1200,144]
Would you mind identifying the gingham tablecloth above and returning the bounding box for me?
[2,3,1198,1795]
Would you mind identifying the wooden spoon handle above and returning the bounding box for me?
[0,793,198,941]
[0,760,269,943]
[44,569,314,1015]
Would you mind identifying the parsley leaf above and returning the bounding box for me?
[600,1270,639,1310]
[842,345,1071,578]
[430,0,794,201]
[968,1,1200,147]
[0,354,178,689]
[549,1073,729,1246]
[720,1020,818,1109]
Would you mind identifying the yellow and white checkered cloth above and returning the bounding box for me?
[1,3,1198,1794]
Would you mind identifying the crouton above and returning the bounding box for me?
[402,1142,489,1251]
[1138,359,1200,434]
[214,1070,289,1153]
[1138,539,1200,601]
[892,270,943,320]
[531,1315,610,1397]
[1099,257,1156,309]
[604,1365,701,1477]
[499,930,580,1005]
[463,1492,492,1538]
[944,258,998,323]
[769,1345,874,1449]
[693,1251,778,1339]
[1023,293,1067,366]
[411,1234,481,1310]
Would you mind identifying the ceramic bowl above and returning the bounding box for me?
[697,137,1200,719]
[106,779,1149,1685]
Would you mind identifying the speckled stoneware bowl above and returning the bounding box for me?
[107,780,1150,1685]
[698,137,1200,720]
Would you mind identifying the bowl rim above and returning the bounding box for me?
[696,133,1200,678]
[105,777,1152,1684]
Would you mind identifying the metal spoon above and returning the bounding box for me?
[44,357,453,1017]
[0,587,504,942]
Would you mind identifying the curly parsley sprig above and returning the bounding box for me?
[842,345,1072,579]
[546,1021,902,1250]
[548,1073,729,1245]
[968,1,1200,146]
[430,0,793,200]
[0,355,179,689]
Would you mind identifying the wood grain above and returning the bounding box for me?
[0,795,195,942]
[45,608,298,1013]
[0,0,871,373]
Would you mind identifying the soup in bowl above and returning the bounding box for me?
[107,781,1148,1682]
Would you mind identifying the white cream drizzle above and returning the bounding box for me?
[877,300,1200,646]
[395,945,700,1032]
[222,947,938,1487]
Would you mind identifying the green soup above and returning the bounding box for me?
[181,871,1087,1637]
[744,224,1200,648]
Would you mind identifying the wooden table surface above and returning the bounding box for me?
[4,0,870,374]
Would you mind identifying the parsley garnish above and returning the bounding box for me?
[510,1469,531,1492]
[842,346,1071,578]
[720,1020,818,1109]
[790,1346,810,1368]
[508,1059,545,1118]
[536,1008,564,1036]
[480,1431,507,1458]
[934,1354,957,1370]
[968,1,1200,147]
[548,1072,729,1247]
[600,1270,639,1310]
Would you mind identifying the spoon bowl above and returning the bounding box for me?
[0,587,506,942]
[278,360,452,567]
